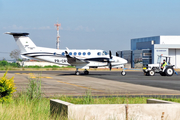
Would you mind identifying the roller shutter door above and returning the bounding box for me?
[169,49,176,67]
[176,49,180,68]
[169,49,180,68]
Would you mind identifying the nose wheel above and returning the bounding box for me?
[121,70,126,76]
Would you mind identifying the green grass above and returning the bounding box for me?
[56,95,147,104]
[1,75,180,119]
[1,94,180,120]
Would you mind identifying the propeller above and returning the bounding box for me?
[108,50,113,71]
[109,50,112,59]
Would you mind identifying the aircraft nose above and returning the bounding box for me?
[119,58,127,64]
[124,59,128,64]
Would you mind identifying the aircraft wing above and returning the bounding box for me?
[65,51,89,65]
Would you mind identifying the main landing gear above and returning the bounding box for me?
[84,69,89,75]
[75,68,89,75]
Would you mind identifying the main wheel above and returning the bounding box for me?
[121,71,126,76]
[84,71,89,75]
[165,68,174,76]
[149,70,155,76]
[75,71,80,75]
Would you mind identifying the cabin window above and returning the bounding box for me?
[83,52,86,56]
[97,52,101,56]
[74,52,77,56]
[88,52,91,55]
[69,52,72,55]
[78,52,81,55]
[62,52,65,56]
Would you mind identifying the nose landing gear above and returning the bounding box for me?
[121,70,126,76]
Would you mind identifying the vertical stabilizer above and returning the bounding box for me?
[6,32,36,53]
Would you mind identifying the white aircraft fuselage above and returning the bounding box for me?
[6,32,127,75]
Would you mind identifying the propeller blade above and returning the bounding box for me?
[109,50,112,59]
[65,51,68,55]
[108,62,112,71]
[116,52,119,56]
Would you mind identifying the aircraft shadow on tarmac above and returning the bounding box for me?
[57,73,111,76]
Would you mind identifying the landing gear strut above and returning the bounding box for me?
[84,69,89,75]
[75,68,80,75]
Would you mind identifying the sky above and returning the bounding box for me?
[1,0,180,60]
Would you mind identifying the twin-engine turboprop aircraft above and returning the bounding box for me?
[6,32,127,75]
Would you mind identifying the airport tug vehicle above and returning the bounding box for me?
[143,55,174,76]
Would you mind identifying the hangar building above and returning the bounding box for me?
[117,36,180,68]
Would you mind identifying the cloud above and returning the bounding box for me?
[34,26,52,30]
[3,25,24,30]
[75,25,84,30]
[64,26,71,31]
[3,25,94,32]
[74,25,95,32]
[3,25,58,30]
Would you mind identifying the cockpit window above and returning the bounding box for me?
[97,52,101,56]
[102,51,108,55]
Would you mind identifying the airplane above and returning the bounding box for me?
[6,32,128,75]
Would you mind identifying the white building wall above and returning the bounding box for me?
[160,36,180,44]
[154,44,180,68]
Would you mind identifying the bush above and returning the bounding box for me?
[26,78,42,100]
[10,62,20,68]
[0,60,9,66]
[0,71,16,103]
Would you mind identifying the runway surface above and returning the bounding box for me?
[1,70,180,97]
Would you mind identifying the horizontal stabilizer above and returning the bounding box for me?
[5,32,29,36]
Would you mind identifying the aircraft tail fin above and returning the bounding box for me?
[6,32,36,53]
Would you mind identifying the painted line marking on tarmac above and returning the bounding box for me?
[15,73,32,75]
[15,73,52,79]
[57,81,104,92]
[30,77,52,79]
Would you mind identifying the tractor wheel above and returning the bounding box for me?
[165,67,174,76]
[149,70,155,76]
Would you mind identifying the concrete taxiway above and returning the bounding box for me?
[1,71,180,97]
